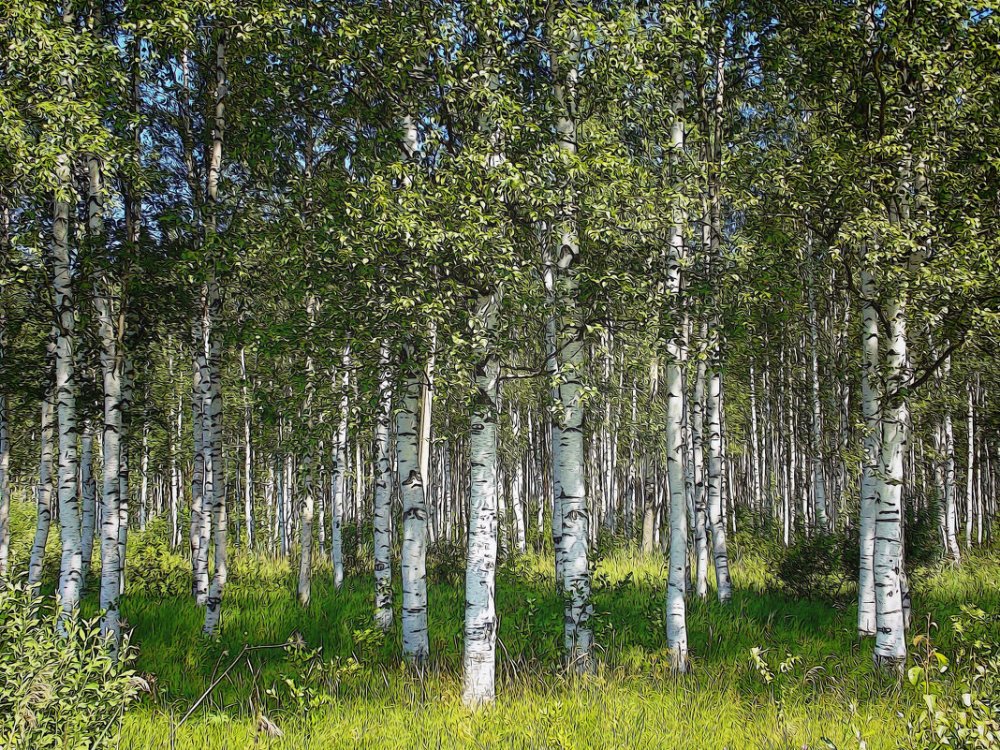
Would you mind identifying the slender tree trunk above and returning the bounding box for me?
[53,149,82,617]
[463,293,500,706]
[80,423,96,588]
[96,285,124,645]
[706,366,732,603]
[373,340,395,631]
[692,349,709,598]
[397,342,429,665]
[29,394,56,590]
[202,35,228,636]
[0,320,9,580]
[240,347,253,550]
[553,25,593,672]
[330,345,350,589]
[297,306,317,607]
[807,242,829,531]
[965,381,974,549]
[857,264,880,637]
[663,94,689,673]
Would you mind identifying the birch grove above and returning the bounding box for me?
[0,0,998,717]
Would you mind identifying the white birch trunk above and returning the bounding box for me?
[706,367,732,603]
[397,344,429,664]
[692,347,709,598]
[857,265,879,636]
[373,340,395,631]
[873,294,908,668]
[463,294,500,706]
[29,394,55,590]
[330,345,350,589]
[965,382,974,549]
[663,99,688,672]
[80,423,97,588]
[240,347,253,550]
[0,197,8,578]
[96,285,124,646]
[53,150,82,617]
[202,35,228,636]
[807,246,829,531]
[554,26,593,671]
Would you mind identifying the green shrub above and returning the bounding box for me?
[775,532,847,601]
[0,578,144,749]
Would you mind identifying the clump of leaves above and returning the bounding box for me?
[0,578,145,749]
[908,606,1000,749]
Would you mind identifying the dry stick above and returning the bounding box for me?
[175,642,287,732]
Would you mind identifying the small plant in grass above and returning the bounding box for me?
[126,523,189,598]
[0,578,145,749]
[775,532,848,601]
[908,606,1000,749]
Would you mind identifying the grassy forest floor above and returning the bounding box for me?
[8,500,1000,749]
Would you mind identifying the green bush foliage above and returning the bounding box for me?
[0,578,144,749]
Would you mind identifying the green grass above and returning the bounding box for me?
[7,501,999,749]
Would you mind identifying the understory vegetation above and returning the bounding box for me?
[6,503,999,750]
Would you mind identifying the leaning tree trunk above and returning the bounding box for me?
[857,263,879,637]
[463,293,500,706]
[873,293,909,669]
[373,340,395,631]
[396,342,429,665]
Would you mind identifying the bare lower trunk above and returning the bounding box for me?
[80,424,97,588]
[873,295,908,668]
[29,394,55,590]
[463,294,500,706]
